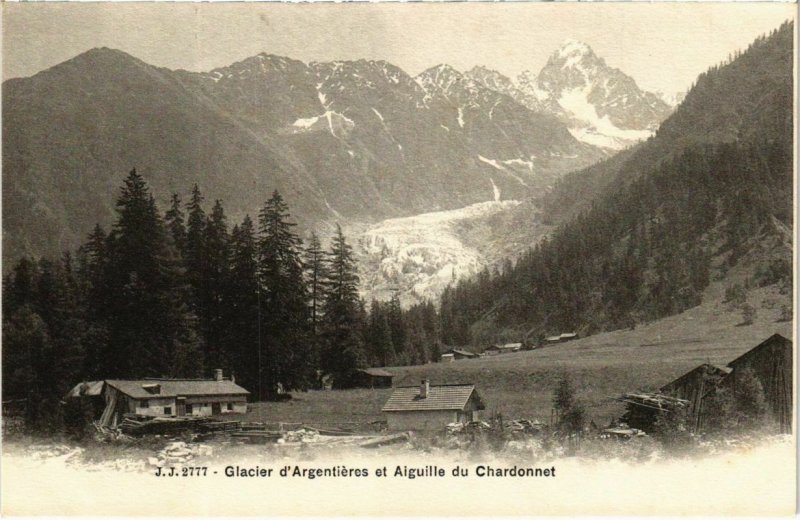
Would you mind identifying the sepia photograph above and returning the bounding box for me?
[1,1,796,516]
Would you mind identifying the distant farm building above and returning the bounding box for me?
[381,380,486,431]
[65,369,249,428]
[353,368,394,389]
[656,333,792,433]
[441,353,455,363]
[441,348,477,360]
[544,333,578,344]
[484,343,522,355]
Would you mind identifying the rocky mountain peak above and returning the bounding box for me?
[510,40,673,150]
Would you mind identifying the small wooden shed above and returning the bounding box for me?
[353,368,394,389]
[381,380,485,431]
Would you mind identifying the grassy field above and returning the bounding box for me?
[248,284,792,428]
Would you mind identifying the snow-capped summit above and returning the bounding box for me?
[513,41,673,150]
[554,40,596,67]
[416,64,474,101]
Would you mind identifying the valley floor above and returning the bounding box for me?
[248,283,792,426]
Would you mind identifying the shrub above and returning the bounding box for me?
[724,284,747,304]
[778,304,792,322]
[703,367,770,434]
[740,303,756,325]
[651,405,693,450]
[552,374,586,436]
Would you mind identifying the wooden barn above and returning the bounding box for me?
[659,364,732,432]
[66,369,250,428]
[544,332,579,345]
[658,333,792,433]
[353,368,394,389]
[381,380,486,431]
[722,333,792,433]
[484,343,521,355]
[442,348,477,360]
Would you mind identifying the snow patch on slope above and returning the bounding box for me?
[490,178,501,202]
[558,86,652,150]
[478,155,505,170]
[290,111,355,138]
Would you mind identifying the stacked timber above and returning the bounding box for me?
[613,393,689,431]
[119,415,213,435]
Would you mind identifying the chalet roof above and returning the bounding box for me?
[105,379,249,399]
[64,380,105,398]
[381,384,484,412]
[358,368,394,377]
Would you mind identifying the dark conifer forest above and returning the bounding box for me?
[2,170,444,428]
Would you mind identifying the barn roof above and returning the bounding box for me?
[105,379,249,399]
[358,368,394,377]
[727,333,791,368]
[381,384,484,412]
[660,363,732,393]
[445,348,477,357]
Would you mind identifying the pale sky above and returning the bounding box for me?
[2,2,795,96]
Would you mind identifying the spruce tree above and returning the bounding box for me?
[257,191,313,398]
[320,224,366,387]
[224,216,260,394]
[103,169,204,378]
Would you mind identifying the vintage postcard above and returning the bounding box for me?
[1,1,796,516]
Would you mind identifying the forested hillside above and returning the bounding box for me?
[438,22,793,345]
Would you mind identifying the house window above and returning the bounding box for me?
[140,400,149,408]
[164,407,172,415]
[227,403,233,411]
[186,404,193,415]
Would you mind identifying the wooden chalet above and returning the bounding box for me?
[65,369,249,428]
[381,380,485,431]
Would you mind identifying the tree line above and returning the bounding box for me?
[2,170,443,429]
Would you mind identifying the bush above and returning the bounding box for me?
[651,406,693,450]
[740,303,757,325]
[778,304,792,322]
[552,374,586,436]
[703,368,770,434]
[724,284,747,305]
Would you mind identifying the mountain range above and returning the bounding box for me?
[3,40,673,275]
